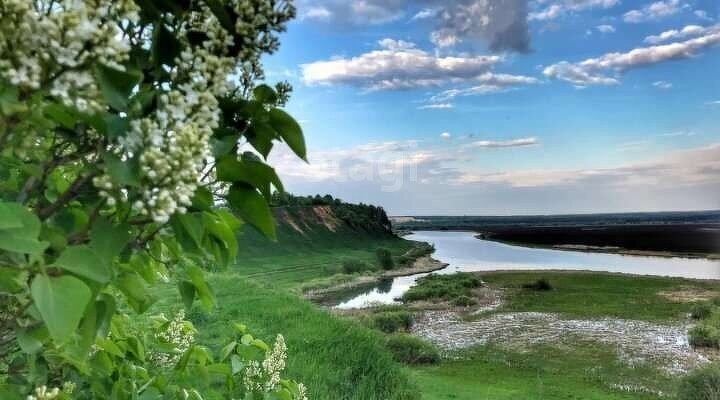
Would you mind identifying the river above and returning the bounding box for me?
[333,231,720,309]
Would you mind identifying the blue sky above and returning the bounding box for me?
[261,0,719,215]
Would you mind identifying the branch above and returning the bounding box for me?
[37,173,96,220]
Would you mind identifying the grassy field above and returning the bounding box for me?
[481,271,720,322]
[403,271,720,400]
[410,343,665,400]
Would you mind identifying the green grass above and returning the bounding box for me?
[153,274,418,400]
[482,271,720,321]
[402,273,482,303]
[410,342,670,400]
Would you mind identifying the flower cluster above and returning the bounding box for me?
[0,0,139,112]
[116,1,293,223]
[242,334,292,394]
[151,310,196,367]
[26,385,60,400]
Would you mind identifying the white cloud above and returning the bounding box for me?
[440,132,452,139]
[419,103,454,110]
[652,80,673,89]
[661,131,696,137]
[707,100,720,106]
[623,0,685,23]
[544,30,720,86]
[302,39,531,91]
[297,0,406,25]
[410,8,440,21]
[301,6,332,21]
[529,0,620,21]
[597,24,616,33]
[430,73,540,101]
[457,143,720,188]
[644,24,718,44]
[465,137,539,149]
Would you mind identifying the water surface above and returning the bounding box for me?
[334,231,720,309]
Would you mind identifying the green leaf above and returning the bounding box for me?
[253,84,278,104]
[187,265,213,311]
[0,202,23,230]
[31,275,92,344]
[230,354,244,375]
[269,108,307,161]
[0,202,48,255]
[55,245,111,283]
[0,267,26,293]
[95,65,143,111]
[17,328,44,354]
[205,0,235,32]
[190,187,214,212]
[179,280,196,310]
[117,273,156,313]
[219,341,237,361]
[226,184,276,240]
[216,155,283,199]
[103,113,130,139]
[90,217,131,262]
[44,103,77,128]
[104,153,141,187]
[95,293,116,339]
[210,134,239,158]
[247,122,276,159]
[151,23,182,66]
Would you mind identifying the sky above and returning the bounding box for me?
[260,0,720,216]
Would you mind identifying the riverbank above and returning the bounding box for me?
[478,234,720,260]
[303,255,448,302]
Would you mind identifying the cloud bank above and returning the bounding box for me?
[544,29,720,86]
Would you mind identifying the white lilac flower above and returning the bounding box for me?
[26,385,60,400]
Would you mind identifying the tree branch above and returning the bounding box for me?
[37,173,96,220]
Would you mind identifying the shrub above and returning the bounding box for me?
[689,325,720,348]
[691,303,714,320]
[370,311,414,333]
[452,295,478,307]
[376,248,395,270]
[677,364,720,400]
[522,278,553,291]
[385,334,440,365]
[342,260,378,274]
[402,273,482,302]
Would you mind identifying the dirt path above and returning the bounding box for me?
[412,310,711,374]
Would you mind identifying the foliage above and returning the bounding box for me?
[342,259,378,275]
[402,273,482,303]
[0,1,311,398]
[691,303,714,320]
[158,274,420,399]
[270,193,393,234]
[677,363,720,400]
[396,243,434,267]
[521,278,554,291]
[368,311,414,334]
[376,248,395,271]
[385,335,440,365]
[452,295,477,307]
[690,325,720,349]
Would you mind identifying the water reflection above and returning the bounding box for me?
[333,231,720,309]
